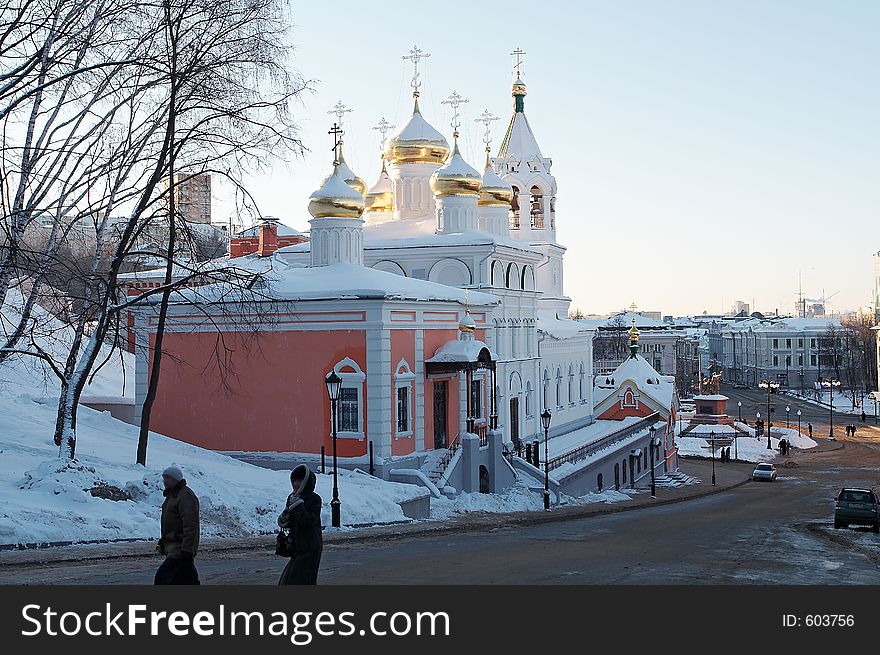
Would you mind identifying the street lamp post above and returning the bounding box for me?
[649,426,657,498]
[821,379,841,438]
[710,429,716,486]
[797,409,802,436]
[737,400,742,423]
[786,405,790,428]
[759,380,778,449]
[541,409,552,511]
[324,371,343,528]
[756,411,761,442]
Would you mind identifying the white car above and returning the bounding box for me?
[752,463,778,481]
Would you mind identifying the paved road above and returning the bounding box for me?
[3,429,879,584]
[719,383,875,441]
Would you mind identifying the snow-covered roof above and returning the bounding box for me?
[169,258,499,307]
[498,106,544,162]
[693,394,729,401]
[235,221,302,238]
[580,312,670,330]
[593,353,675,411]
[537,309,594,340]
[426,338,495,364]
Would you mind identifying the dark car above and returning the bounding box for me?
[834,488,880,532]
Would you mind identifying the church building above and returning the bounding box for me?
[130,47,674,494]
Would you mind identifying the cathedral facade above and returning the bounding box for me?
[131,50,598,487]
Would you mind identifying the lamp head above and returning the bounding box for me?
[325,370,343,402]
[540,409,552,431]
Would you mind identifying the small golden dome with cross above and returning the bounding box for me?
[628,318,640,343]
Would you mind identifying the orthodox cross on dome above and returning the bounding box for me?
[441,90,468,137]
[510,47,526,79]
[629,302,638,314]
[328,122,343,165]
[402,45,431,96]
[327,100,352,132]
[372,117,395,153]
[475,109,500,151]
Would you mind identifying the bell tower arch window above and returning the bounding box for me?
[530,185,544,229]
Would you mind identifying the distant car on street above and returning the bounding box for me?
[752,463,777,481]
[834,488,880,532]
[732,382,748,389]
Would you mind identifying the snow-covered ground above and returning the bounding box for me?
[676,420,817,463]
[0,292,429,546]
[784,389,878,417]
[431,477,637,518]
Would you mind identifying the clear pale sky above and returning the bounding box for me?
[222,0,879,317]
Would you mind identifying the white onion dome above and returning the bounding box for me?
[320,142,366,197]
[385,95,450,165]
[308,163,365,219]
[364,162,393,213]
[430,135,482,198]
[478,149,513,207]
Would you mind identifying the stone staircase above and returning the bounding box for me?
[422,434,462,485]
[654,471,701,488]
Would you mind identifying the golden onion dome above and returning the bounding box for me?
[320,143,366,197]
[627,317,640,342]
[478,149,513,207]
[364,162,393,213]
[459,313,477,333]
[308,163,365,219]
[430,136,482,198]
[385,95,450,165]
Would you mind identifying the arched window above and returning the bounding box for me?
[543,369,550,410]
[332,357,366,438]
[510,185,521,229]
[597,473,603,492]
[578,363,586,402]
[622,460,627,484]
[505,262,520,289]
[555,368,563,408]
[530,185,544,229]
[525,381,533,417]
[490,260,503,287]
[394,360,415,436]
[614,463,620,491]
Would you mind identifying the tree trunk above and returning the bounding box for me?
[136,0,178,467]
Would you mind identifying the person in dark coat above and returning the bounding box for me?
[278,464,323,585]
[808,423,813,438]
[155,466,200,585]
[861,411,867,423]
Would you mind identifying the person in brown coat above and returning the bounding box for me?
[155,466,201,585]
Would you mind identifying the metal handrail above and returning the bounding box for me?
[547,413,663,472]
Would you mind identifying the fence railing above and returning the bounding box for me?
[546,413,663,472]
[430,433,462,483]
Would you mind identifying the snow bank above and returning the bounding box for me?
[430,479,635,519]
[0,290,426,546]
[677,421,816,463]
[0,390,427,546]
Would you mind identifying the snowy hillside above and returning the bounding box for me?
[0,292,423,547]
